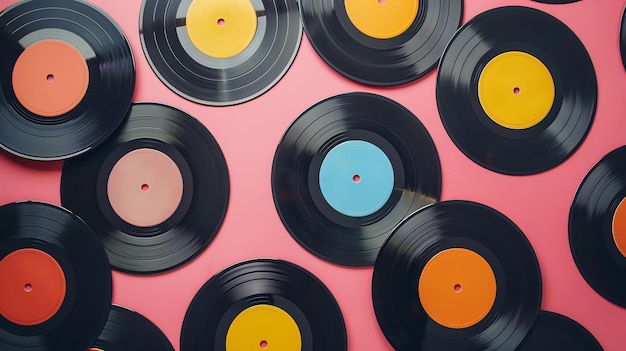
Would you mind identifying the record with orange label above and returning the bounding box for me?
[180,259,346,351]
[90,305,174,351]
[300,0,463,86]
[0,0,134,160]
[61,103,229,274]
[139,0,301,105]
[517,311,603,350]
[372,200,541,350]
[436,6,596,175]
[0,201,112,351]
[569,145,626,307]
[272,92,441,266]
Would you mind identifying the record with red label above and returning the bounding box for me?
[0,201,112,351]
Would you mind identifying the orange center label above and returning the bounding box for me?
[418,248,497,329]
[0,248,66,325]
[612,197,626,257]
[12,40,89,117]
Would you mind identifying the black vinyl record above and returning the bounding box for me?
[621,6,626,71]
[436,6,596,175]
[300,0,463,86]
[0,0,135,160]
[0,201,112,351]
[372,200,542,351]
[569,146,626,307]
[180,259,346,351]
[91,305,174,351]
[139,0,301,106]
[61,102,229,274]
[272,92,441,266]
[517,311,603,350]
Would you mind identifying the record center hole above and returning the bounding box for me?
[513,87,521,95]
[24,283,33,293]
[46,74,54,82]
[352,174,361,183]
[454,283,462,293]
[141,184,149,192]
[378,0,387,4]
[260,340,268,349]
[217,18,225,26]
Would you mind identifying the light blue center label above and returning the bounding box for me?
[319,140,394,217]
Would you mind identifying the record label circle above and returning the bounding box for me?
[186,0,257,58]
[612,197,626,258]
[0,248,66,326]
[478,51,554,129]
[11,40,89,117]
[418,248,497,329]
[107,148,184,227]
[319,140,394,217]
[344,0,418,39]
[226,304,302,350]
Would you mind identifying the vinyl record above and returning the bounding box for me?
[372,200,542,351]
[180,259,346,351]
[0,201,112,351]
[436,6,596,175]
[0,0,135,160]
[272,92,441,266]
[620,5,626,71]
[300,0,463,86]
[569,145,626,307]
[91,305,174,351]
[61,102,229,274]
[139,0,301,106]
[517,311,603,350]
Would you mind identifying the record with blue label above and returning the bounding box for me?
[272,92,441,266]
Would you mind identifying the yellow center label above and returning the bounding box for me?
[478,51,555,129]
[344,0,418,39]
[418,248,497,329]
[226,304,302,350]
[186,0,257,58]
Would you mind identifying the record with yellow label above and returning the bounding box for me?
[0,0,135,160]
[180,259,346,351]
[570,145,626,308]
[436,6,596,175]
[372,200,541,350]
[0,202,112,351]
[300,0,463,86]
[140,0,301,106]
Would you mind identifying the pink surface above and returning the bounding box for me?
[0,0,625,350]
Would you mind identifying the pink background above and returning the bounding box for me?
[1,0,625,349]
